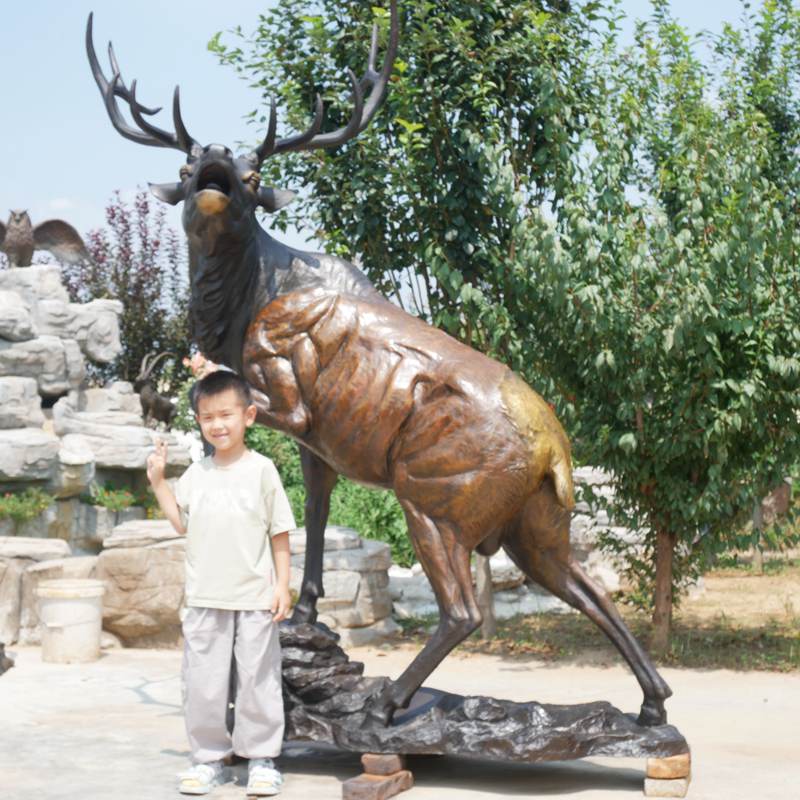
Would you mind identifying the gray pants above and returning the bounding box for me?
[181,607,284,763]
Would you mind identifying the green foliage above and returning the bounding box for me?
[209,0,595,369]
[212,0,800,621]
[80,483,141,513]
[0,488,54,523]
[62,190,191,392]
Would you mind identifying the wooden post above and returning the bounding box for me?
[475,553,497,639]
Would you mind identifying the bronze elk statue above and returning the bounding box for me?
[87,2,672,726]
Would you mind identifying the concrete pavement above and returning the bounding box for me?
[1,643,797,799]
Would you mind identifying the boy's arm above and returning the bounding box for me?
[270,531,291,622]
[146,439,186,535]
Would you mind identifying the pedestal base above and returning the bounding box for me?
[279,623,691,797]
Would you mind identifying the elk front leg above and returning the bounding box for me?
[292,446,338,624]
[368,500,482,725]
[246,355,311,438]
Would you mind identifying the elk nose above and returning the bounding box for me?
[203,144,231,158]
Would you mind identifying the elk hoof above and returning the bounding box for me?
[637,698,668,727]
[364,687,398,728]
[290,599,317,625]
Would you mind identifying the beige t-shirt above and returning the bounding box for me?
[174,450,296,610]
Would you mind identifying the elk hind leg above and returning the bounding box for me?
[503,483,672,726]
[370,500,481,723]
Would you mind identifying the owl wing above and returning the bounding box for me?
[33,220,89,264]
[0,220,5,248]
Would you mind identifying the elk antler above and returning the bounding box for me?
[253,0,399,164]
[86,13,199,156]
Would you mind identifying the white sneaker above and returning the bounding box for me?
[177,761,226,795]
[247,758,283,796]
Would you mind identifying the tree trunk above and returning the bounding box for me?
[475,554,497,639]
[751,502,764,576]
[651,528,676,656]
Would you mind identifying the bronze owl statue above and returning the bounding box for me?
[0,210,89,267]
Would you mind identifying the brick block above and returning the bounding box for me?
[644,777,690,798]
[342,770,413,800]
[361,753,406,776]
[646,753,691,779]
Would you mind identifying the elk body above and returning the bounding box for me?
[87,2,672,727]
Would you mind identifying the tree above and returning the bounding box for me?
[213,0,800,650]
[209,0,596,370]
[63,190,191,391]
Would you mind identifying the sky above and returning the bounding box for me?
[0,1,737,250]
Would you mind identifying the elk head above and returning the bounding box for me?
[86,5,398,255]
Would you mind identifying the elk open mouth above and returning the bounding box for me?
[195,163,233,215]
[197,163,232,196]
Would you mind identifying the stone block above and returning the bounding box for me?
[334,616,401,648]
[49,434,95,499]
[0,428,60,483]
[102,519,181,550]
[53,394,190,472]
[361,754,406,776]
[289,525,362,555]
[572,466,611,486]
[0,558,24,643]
[322,571,394,628]
[342,770,413,800]
[0,377,45,429]
[33,298,123,364]
[97,539,186,646]
[78,382,141,415]
[317,570,362,607]
[643,777,690,798]
[15,502,58,539]
[0,536,71,561]
[0,336,85,397]
[646,753,691,780]
[306,539,392,573]
[0,290,36,341]
[0,264,69,305]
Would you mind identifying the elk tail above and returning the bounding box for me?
[549,452,575,511]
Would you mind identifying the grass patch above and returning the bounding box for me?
[396,609,800,672]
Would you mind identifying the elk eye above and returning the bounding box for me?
[179,165,193,180]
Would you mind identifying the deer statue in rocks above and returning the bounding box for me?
[86,2,673,727]
[134,352,176,426]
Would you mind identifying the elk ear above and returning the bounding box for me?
[257,186,297,213]
[148,182,186,206]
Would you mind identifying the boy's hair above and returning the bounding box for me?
[191,370,253,412]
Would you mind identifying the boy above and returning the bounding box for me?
[147,370,295,796]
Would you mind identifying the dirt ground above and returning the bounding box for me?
[678,563,799,627]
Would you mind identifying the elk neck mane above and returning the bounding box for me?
[188,232,261,371]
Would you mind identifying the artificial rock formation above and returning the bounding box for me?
[92,520,399,647]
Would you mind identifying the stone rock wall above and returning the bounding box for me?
[289,526,400,647]
[88,521,400,648]
[0,536,74,645]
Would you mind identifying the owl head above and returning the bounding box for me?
[8,210,30,226]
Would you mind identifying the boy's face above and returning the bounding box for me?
[195,388,256,453]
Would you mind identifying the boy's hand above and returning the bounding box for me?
[146,439,168,487]
[270,585,292,623]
